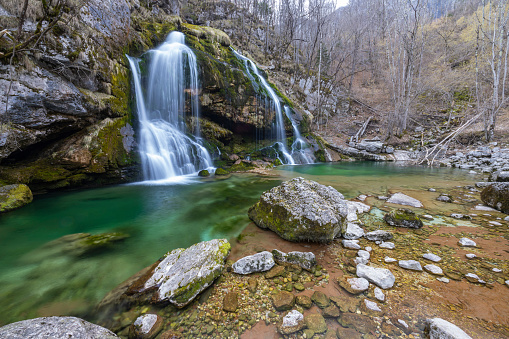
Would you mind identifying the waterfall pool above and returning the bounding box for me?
[0,162,478,325]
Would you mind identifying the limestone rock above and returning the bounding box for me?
[398,260,423,271]
[129,314,163,339]
[141,239,230,307]
[365,230,393,242]
[379,242,395,249]
[465,253,477,259]
[232,251,275,274]
[363,299,382,312]
[311,291,330,308]
[423,253,441,262]
[342,239,361,249]
[374,287,385,302]
[384,208,423,228]
[426,318,472,339]
[424,264,444,276]
[346,200,371,222]
[248,177,348,243]
[343,222,365,239]
[0,184,33,213]
[271,249,316,271]
[272,291,295,311]
[0,316,118,339]
[356,264,395,289]
[223,292,238,312]
[278,310,305,335]
[437,194,453,203]
[304,314,327,334]
[481,183,509,213]
[338,277,370,294]
[387,192,423,208]
[458,238,476,247]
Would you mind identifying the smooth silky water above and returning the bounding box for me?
[0,162,476,325]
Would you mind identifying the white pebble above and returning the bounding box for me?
[437,277,450,283]
[365,246,372,252]
[489,221,502,226]
[423,253,441,262]
[364,299,382,312]
[466,253,477,259]
[492,268,502,273]
[379,242,395,249]
[374,287,385,302]
[385,256,397,263]
[458,238,476,247]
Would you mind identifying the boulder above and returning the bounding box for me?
[271,249,316,271]
[356,264,395,289]
[278,310,305,335]
[481,183,509,213]
[384,208,423,228]
[0,316,118,339]
[248,177,348,243]
[437,194,453,203]
[365,230,393,242]
[426,318,472,339]
[232,251,275,274]
[0,184,33,213]
[386,192,423,208]
[135,239,230,307]
[398,260,423,271]
[356,140,384,153]
[129,314,163,339]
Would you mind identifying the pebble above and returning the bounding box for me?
[379,242,395,249]
[399,260,423,271]
[342,240,361,250]
[347,278,370,293]
[385,256,397,263]
[422,214,434,220]
[505,280,509,287]
[465,273,481,282]
[492,268,502,273]
[374,287,385,302]
[357,194,367,201]
[505,216,509,221]
[428,188,436,192]
[365,246,372,252]
[458,238,476,247]
[398,319,409,328]
[489,221,503,226]
[424,264,444,276]
[378,196,389,200]
[364,299,382,312]
[437,277,450,283]
[423,253,441,262]
[474,205,497,211]
[466,253,477,259]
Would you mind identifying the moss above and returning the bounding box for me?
[229,161,255,172]
[109,62,130,117]
[314,150,326,163]
[215,168,229,176]
[0,184,33,213]
[198,169,210,177]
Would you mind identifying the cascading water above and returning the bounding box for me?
[128,32,213,181]
[232,49,314,165]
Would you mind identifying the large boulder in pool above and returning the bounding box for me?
[128,239,231,307]
[0,316,119,338]
[0,184,33,213]
[248,177,348,243]
[481,182,509,214]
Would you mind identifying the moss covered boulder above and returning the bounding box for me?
[137,239,231,307]
[384,208,423,229]
[0,184,33,213]
[248,177,348,243]
[481,183,509,214]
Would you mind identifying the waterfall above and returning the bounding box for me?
[128,32,213,181]
[232,49,314,165]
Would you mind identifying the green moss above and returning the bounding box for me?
[215,168,229,176]
[198,169,210,177]
[0,184,33,213]
[314,150,326,163]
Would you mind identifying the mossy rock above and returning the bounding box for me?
[481,183,509,214]
[384,208,423,229]
[215,168,229,176]
[198,170,210,177]
[0,184,33,213]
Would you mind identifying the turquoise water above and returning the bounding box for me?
[0,162,475,325]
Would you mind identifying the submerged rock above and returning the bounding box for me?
[338,277,370,294]
[426,318,472,339]
[232,251,275,274]
[386,192,423,208]
[271,249,316,271]
[365,230,393,242]
[481,182,509,213]
[272,291,295,311]
[248,177,348,243]
[0,316,118,339]
[384,208,423,228]
[304,313,327,334]
[278,310,305,335]
[356,264,395,289]
[0,184,33,213]
[129,314,163,339]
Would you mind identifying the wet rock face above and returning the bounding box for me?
[248,177,348,243]
[0,316,119,339]
[384,209,423,229]
[481,182,509,213]
[0,184,33,213]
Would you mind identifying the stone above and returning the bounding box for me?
[465,273,482,283]
[342,239,361,250]
[465,253,477,259]
[232,251,275,274]
[428,188,437,192]
[505,280,509,287]
[458,238,476,247]
[130,314,163,339]
[247,277,258,293]
[387,192,423,208]
[346,200,371,221]
[437,194,453,203]
[265,265,285,279]
[423,253,441,262]
[296,295,313,309]
[337,327,363,339]
[215,168,229,176]
[437,277,450,283]
[424,264,444,276]
[271,249,316,271]
[343,222,365,240]
[272,291,295,311]
[0,184,33,213]
[422,214,434,220]
[374,287,385,302]
[363,299,382,312]
[0,316,119,339]
[384,208,423,228]
[330,295,360,313]
[357,250,371,261]
[473,204,498,211]
[140,239,230,307]
[304,314,327,334]
[323,304,340,317]
[356,264,395,289]
[357,139,384,153]
[426,318,472,339]
[338,277,370,294]
[398,260,423,271]
[278,310,305,335]
[248,177,349,242]
[385,257,397,263]
[198,169,210,177]
[338,313,377,334]
[365,230,393,242]
[223,292,238,312]
[379,242,395,249]
[311,291,330,308]
[481,183,509,213]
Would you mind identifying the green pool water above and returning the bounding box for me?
[0,162,477,325]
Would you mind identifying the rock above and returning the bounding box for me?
[247,277,258,293]
[356,139,384,153]
[458,238,476,247]
[296,295,313,309]
[139,239,230,307]
[423,253,441,262]
[356,264,395,289]
[129,314,163,339]
[437,277,450,283]
[374,287,385,302]
[429,188,437,192]
[365,230,393,242]
[437,194,453,203]
[198,169,210,177]
[505,280,509,287]
[330,295,360,313]
[424,264,444,276]
[338,313,377,334]
[384,208,423,228]
[271,249,316,271]
[343,222,365,240]
[386,192,423,208]
[294,282,305,291]
[232,251,275,274]
[0,184,33,213]
[489,221,502,226]
[0,316,119,339]
[492,268,502,273]
[311,291,330,308]
[505,216,509,221]
[322,304,340,317]
[342,239,361,250]
[466,253,477,259]
[357,250,370,261]
[223,292,238,312]
[337,327,363,339]
[304,314,327,334]
[248,177,349,242]
[465,273,484,283]
[385,257,397,263]
[398,260,423,271]
[422,214,434,220]
[451,213,471,219]
[215,168,229,176]
[379,242,395,249]
[346,200,371,221]
[363,299,382,312]
[278,310,305,335]
[473,204,497,211]
[272,291,295,311]
[265,265,286,279]
[426,318,472,339]
[481,183,509,213]
[338,277,370,294]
